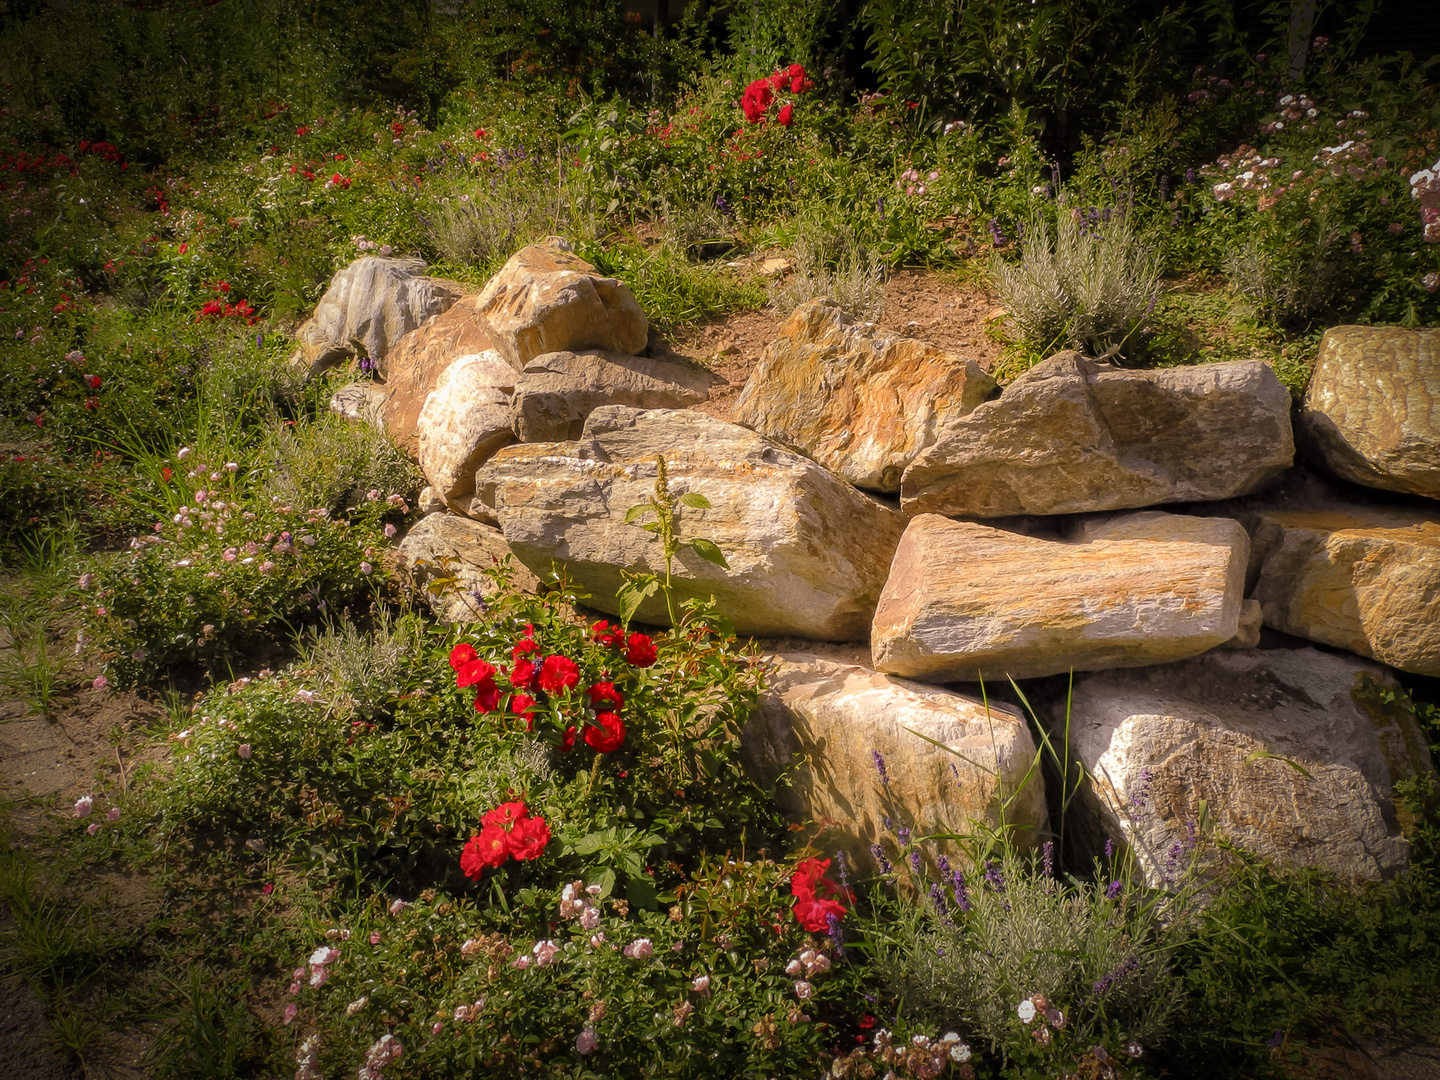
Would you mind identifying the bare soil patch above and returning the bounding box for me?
[661,268,1004,423]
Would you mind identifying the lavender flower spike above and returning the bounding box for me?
[871,749,890,785]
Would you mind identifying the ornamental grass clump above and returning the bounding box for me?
[991,202,1162,362]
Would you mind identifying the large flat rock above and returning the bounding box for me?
[900,353,1294,518]
[1300,325,1440,499]
[416,352,517,511]
[733,299,996,493]
[1065,648,1434,885]
[476,237,648,369]
[380,299,501,459]
[396,512,539,623]
[1247,500,1440,676]
[292,257,464,377]
[742,651,1046,873]
[512,350,712,443]
[472,407,906,639]
[872,511,1248,681]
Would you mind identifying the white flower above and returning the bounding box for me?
[176,446,192,461]
[1017,999,1037,1023]
[237,744,251,759]
[579,905,601,930]
[793,980,814,999]
[692,974,710,993]
[346,996,368,1016]
[388,899,409,915]
[295,689,318,705]
[73,795,94,818]
[949,1041,972,1062]
[309,946,341,966]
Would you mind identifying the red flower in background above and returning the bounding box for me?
[511,657,539,690]
[538,655,581,694]
[585,711,626,753]
[473,679,502,713]
[591,620,623,647]
[625,633,658,668]
[450,643,478,671]
[778,104,794,128]
[560,725,577,752]
[462,801,550,875]
[86,374,102,390]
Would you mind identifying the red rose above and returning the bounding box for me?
[538,655,580,694]
[456,659,496,688]
[473,678,502,713]
[591,620,622,647]
[511,692,538,729]
[788,63,811,93]
[560,725,577,752]
[449,643,478,671]
[585,711,626,754]
[793,894,847,932]
[87,374,102,390]
[512,636,539,663]
[461,824,510,877]
[778,104,794,128]
[506,814,550,860]
[741,78,773,123]
[769,68,788,92]
[511,657,539,690]
[587,681,624,711]
[482,801,528,829]
[624,633,658,668]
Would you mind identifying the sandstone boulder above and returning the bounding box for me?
[733,299,996,492]
[476,238,648,368]
[742,650,1046,874]
[901,353,1294,518]
[472,407,906,639]
[396,512,540,624]
[379,300,500,458]
[292,257,464,376]
[416,352,518,510]
[872,511,1249,682]
[1300,325,1440,499]
[511,350,713,443]
[1065,648,1435,885]
[1247,500,1440,676]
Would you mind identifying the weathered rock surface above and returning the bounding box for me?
[511,350,713,443]
[1300,325,1440,499]
[472,407,906,639]
[1247,499,1440,676]
[416,352,518,510]
[742,651,1046,873]
[1065,648,1435,885]
[1221,598,1264,650]
[900,353,1294,518]
[292,257,464,376]
[379,300,499,458]
[476,238,648,369]
[327,381,386,426]
[396,512,540,623]
[733,299,996,492]
[872,511,1249,681]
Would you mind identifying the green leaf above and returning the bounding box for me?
[626,877,658,910]
[688,537,729,569]
[623,503,653,524]
[591,867,616,898]
[617,578,660,625]
[678,492,711,509]
[1244,750,1313,778]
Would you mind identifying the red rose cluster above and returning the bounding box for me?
[460,800,550,879]
[790,856,850,933]
[741,63,813,126]
[449,623,660,756]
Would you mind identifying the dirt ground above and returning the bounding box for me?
[669,268,1007,422]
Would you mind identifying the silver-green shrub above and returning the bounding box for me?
[774,219,887,321]
[992,205,1162,360]
[874,848,1191,1060]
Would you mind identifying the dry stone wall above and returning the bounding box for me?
[301,241,1437,883]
